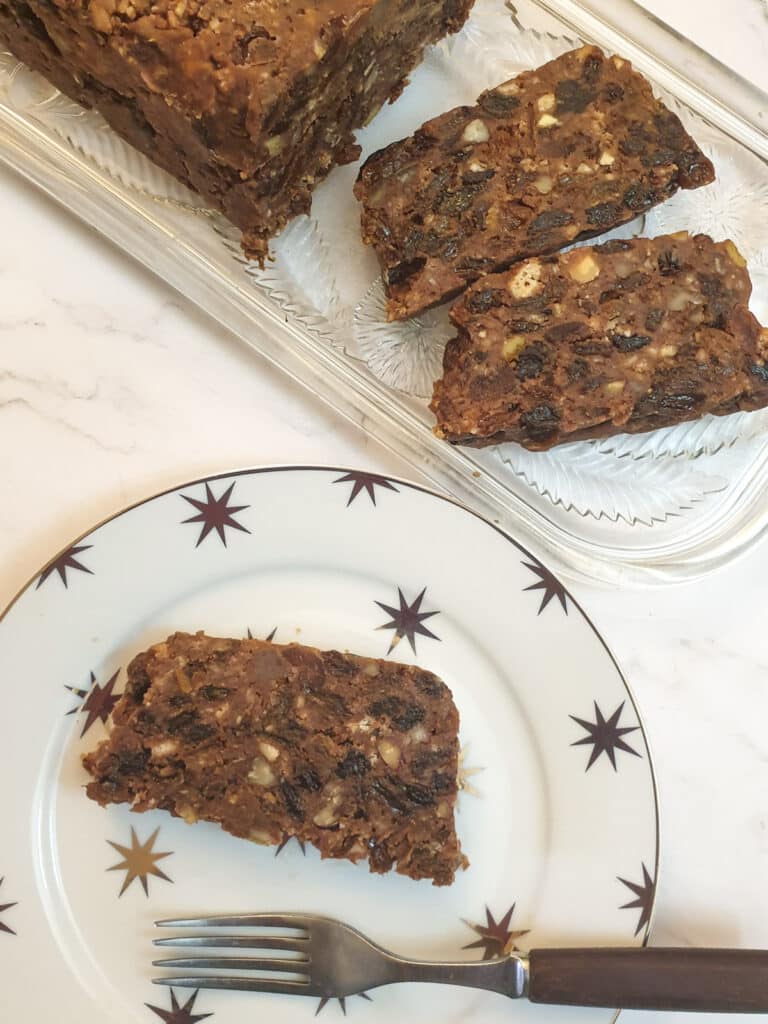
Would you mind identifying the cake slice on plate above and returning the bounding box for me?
[83,631,467,886]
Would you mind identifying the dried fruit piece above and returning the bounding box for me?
[611,333,650,352]
[529,210,574,233]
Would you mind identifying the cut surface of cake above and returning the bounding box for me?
[354,45,714,320]
[430,233,768,450]
[0,0,476,259]
[83,631,467,885]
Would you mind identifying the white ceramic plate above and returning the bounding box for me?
[1,466,658,1024]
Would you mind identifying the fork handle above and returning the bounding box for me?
[528,947,768,1012]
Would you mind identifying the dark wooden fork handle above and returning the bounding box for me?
[529,948,768,1012]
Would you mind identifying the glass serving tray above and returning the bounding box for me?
[1,0,767,585]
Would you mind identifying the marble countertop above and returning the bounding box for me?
[1,3,767,1022]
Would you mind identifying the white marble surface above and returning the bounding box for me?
[1,2,767,1021]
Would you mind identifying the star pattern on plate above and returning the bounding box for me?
[146,988,212,1023]
[570,700,642,771]
[315,993,372,1016]
[36,543,93,589]
[375,586,440,655]
[457,744,485,800]
[107,826,173,897]
[0,877,17,936]
[333,471,399,507]
[180,481,250,547]
[246,627,277,642]
[618,863,655,937]
[66,669,121,737]
[275,835,306,858]
[521,560,569,615]
[64,683,89,712]
[462,904,530,959]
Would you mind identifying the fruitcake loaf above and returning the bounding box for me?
[354,45,715,320]
[0,0,475,260]
[430,233,768,450]
[83,631,467,885]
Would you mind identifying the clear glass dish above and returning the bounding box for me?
[1,0,767,585]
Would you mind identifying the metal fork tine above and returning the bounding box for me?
[152,976,315,996]
[153,957,308,973]
[155,914,310,929]
[153,935,306,952]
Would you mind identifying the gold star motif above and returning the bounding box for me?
[107,827,173,897]
[457,744,484,802]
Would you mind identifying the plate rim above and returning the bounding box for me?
[0,462,661,974]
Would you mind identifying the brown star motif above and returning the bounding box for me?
[0,877,17,936]
[522,560,568,614]
[618,863,655,937]
[36,543,93,589]
[570,700,642,771]
[315,993,372,1016]
[67,670,121,737]
[275,835,306,858]
[146,988,212,1023]
[246,627,277,642]
[181,481,250,547]
[334,471,399,507]
[462,904,529,960]
[107,827,173,897]
[375,586,440,655]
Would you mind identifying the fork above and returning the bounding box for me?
[153,912,768,1012]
